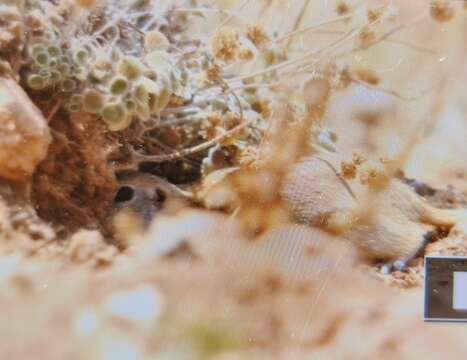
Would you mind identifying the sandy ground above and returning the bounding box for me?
[1,1,467,359]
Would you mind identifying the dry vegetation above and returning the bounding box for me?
[1,0,467,358]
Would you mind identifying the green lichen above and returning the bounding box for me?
[186,321,244,359]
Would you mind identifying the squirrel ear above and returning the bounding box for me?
[154,188,167,203]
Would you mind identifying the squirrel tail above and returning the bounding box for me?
[421,206,467,227]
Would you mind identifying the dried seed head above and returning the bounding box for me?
[354,67,380,86]
[70,94,83,104]
[145,50,172,73]
[75,0,99,9]
[202,65,221,85]
[110,76,129,95]
[336,1,350,15]
[60,78,76,92]
[49,70,61,83]
[430,1,455,22]
[58,63,70,76]
[357,27,376,49]
[134,77,160,109]
[83,89,105,114]
[134,83,149,104]
[238,37,257,61]
[27,74,46,90]
[209,27,241,63]
[73,66,88,81]
[34,51,49,66]
[238,47,255,61]
[102,103,130,131]
[38,68,50,79]
[47,45,61,57]
[341,162,357,180]
[152,88,171,113]
[118,56,143,80]
[367,8,382,22]
[352,153,367,166]
[30,44,46,55]
[125,99,136,112]
[136,103,150,121]
[73,48,90,65]
[144,30,170,51]
[337,67,352,90]
[359,165,381,187]
[68,102,81,112]
[246,25,269,48]
[43,29,58,42]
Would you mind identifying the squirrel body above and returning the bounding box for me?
[111,158,467,264]
[281,155,467,262]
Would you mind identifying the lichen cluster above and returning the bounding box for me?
[24,21,176,131]
[14,0,277,180]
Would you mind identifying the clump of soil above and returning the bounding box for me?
[32,111,118,233]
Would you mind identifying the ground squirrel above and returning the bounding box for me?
[112,159,467,269]
[281,155,467,267]
[112,171,193,224]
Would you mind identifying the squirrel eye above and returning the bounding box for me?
[114,186,135,203]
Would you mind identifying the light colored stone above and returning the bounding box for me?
[103,284,164,328]
[0,77,51,182]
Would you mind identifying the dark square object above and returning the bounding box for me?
[424,256,467,321]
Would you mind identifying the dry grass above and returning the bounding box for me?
[0,0,466,358]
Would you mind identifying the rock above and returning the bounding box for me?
[103,284,164,328]
[66,229,117,266]
[0,4,22,53]
[0,77,51,182]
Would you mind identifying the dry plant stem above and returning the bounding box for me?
[218,10,358,75]
[258,106,275,156]
[154,115,205,128]
[173,7,243,22]
[335,15,429,59]
[286,0,312,49]
[131,77,246,163]
[214,0,252,31]
[161,98,222,115]
[312,29,437,55]
[227,27,358,83]
[93,9,127,38]
[228,14,386,83]
[383,16,467,181]
[50,128,78,147]
[352,79,434,102]
[270,3,388,48]
[46,99,63,122]
[273,10,354,48]
[230,80,282,91]
[149,138,201,166]
[131,117,253,162]
[385,38,438,55]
